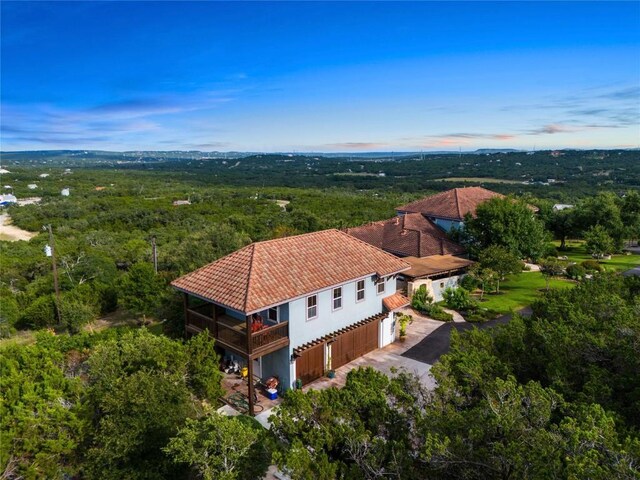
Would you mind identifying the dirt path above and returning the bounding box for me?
[0,213,37,241]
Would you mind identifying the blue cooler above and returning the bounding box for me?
[266,388,278,400]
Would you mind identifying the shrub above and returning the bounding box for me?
[443,287,476,310]
[19,295,58,329]
[459,274,479,291]
[59,297,97,333]
[566,264,586,280]
[581,259,603,272]
[411,285,453,321]
[411,285,432,312]
[424,305,454,322]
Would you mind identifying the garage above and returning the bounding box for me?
[331,319,379,370]
[295,342,325,385]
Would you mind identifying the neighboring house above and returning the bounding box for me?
[396,186,504,232]
[171,229,410,414]
[344,213,473,301]
[553,203,574,211]
[0,194,17,207]
[400,255,474,301]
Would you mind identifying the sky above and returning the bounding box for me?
[1,1,639,152]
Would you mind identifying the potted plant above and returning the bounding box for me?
[325,356,336,378]
[397,313,413,342]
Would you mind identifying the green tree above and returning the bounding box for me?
[548,207,575,250]
[85,330,202,480]
[574,192,625,251]
[462,197,550,260]
[584,224,615,258]
[478,245,522,293]
[118,262,165,318]
[468,263,497,300]
[164,414,263,480]
[538,257,566,291]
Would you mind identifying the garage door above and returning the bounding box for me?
[331,320,379,370]
[296,343,325,385]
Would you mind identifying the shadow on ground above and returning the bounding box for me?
[401,307,532,365]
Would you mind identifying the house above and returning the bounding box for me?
[344,213,473,301]
[344,213,465,258]
[396,186,504,232]
[0,194,17,207]
[171,229,410,415]
[553,204,574,211]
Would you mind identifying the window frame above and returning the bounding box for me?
[376,277,386,295]
[268,306,278,322]
[356,279,366,303]
[306,295,318,321]
[332,287,343,311]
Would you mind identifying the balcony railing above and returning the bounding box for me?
[185,309,289,356]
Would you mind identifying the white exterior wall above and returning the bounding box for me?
[379,312,396,347]
[407,274,463,302]
[288,275,394,349]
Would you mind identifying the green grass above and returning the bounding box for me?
[476,272,574,314]
[554,240,640,272]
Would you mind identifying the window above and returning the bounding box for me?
[376,278,385,295]
[306,295,317,320]
[268,307,278,322]
[440,282,445,289]
[332,287,342,310]
[356,280,365,302]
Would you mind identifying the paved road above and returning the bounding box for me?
[401,307,532,365]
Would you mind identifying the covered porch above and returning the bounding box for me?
[182,293,290,416]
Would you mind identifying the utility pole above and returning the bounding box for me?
[46,224,62,324]
[151,236,158,274]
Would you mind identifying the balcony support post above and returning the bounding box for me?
[182,293,189,338]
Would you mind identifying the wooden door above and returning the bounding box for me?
[332,320,379,369]
[296,343,324,385]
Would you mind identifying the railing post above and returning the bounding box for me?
[182,293,189,338]
[246,316,253,355]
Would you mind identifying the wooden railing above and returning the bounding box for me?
[217,323,247,350]
[186,309,289,355]
[252,322,289,352]
[186,309,215,334]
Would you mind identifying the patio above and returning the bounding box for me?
[219,371,283,416]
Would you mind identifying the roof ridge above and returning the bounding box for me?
[242,243,257,313]
[454,188,462,219]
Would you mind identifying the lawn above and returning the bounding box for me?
[554,240,640,272]
[474,243,640,315]
[476,272,574,314]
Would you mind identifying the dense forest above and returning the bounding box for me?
[1,150,639,478]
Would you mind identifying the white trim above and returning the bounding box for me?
[268,306,279,323]
[332,286,343,311]
[306,294,318,321]
[376,277,386,295]
[355,279,366,303]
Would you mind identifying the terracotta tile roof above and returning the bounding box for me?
[401,255,475,279]
[171,229,410,314]
[396,187,504,221]
[344,213,466,258]
[383,292,410,311]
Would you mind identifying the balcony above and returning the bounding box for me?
[185,304,289,358]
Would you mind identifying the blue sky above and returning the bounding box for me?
[2,1,639,152]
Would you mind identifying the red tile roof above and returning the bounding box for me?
[396,187,504,221]
[171,229,410,314]
[344,213,466,258]
[401,255,475,279]
[383,292,410,311]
